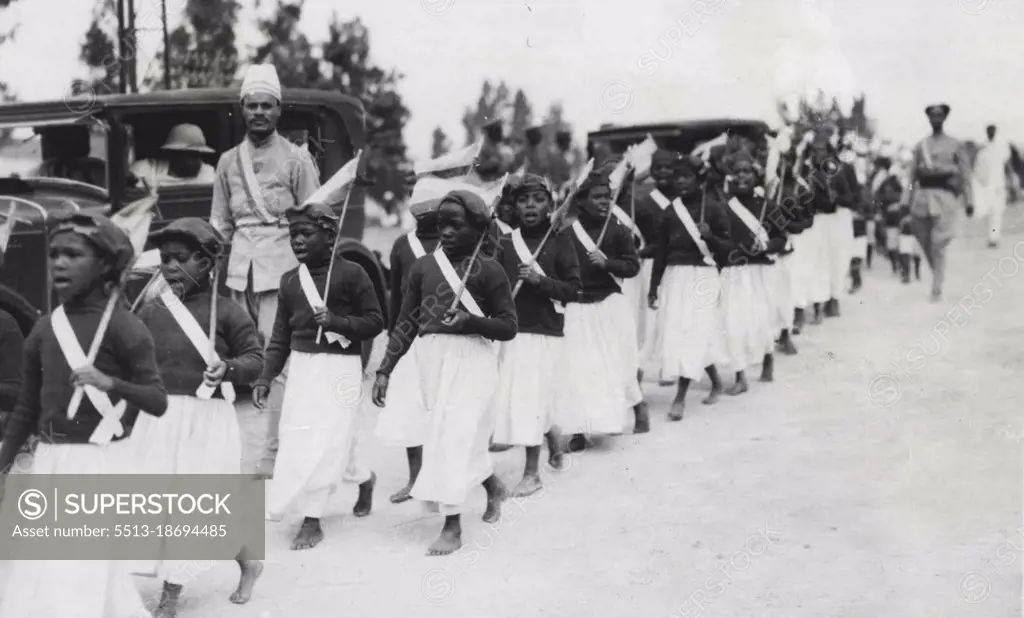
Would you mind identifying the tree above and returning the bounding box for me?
[145,0,241,89]
[460,80,510,146]
[509,88,531,141]
[72,11,119,97]
[431,127,450,158]
[0,0,19,143]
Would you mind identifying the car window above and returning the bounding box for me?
[0,124,108,188]
[122,110,223,191]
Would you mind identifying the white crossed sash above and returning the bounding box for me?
[649,189,671,210]
[611,205,645,250]
[51,307,125,445]
[159,291,236,403]
[670,198,716,267]
[407,232,426,259]
[433,249,485,317]
[298,264,351,347]
[572,220,622,287]
[727,197,770,251]
[237,141,281,225]
[496,220,513,235]
[510,228,564,314]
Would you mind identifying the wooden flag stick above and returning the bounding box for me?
[67,287,121,419]
[595,168,630,248]
[130,270,163,313]
[511,172,586,298]
[442,213,494,322]
[316,149,362,345]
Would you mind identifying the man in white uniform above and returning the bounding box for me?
[972,124,1012,247]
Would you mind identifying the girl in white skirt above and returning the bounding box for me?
[375,202,440,504]
[495,174,581,496]
[0,212,168,618]
[558,172,649,450]
[718,151,786,393]
[136,218,265,615]
[648,154,730,420]
[807,135,858,319]
[373,189,516,556]
[253,203,385,551]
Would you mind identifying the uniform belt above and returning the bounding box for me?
[236,218,288,229]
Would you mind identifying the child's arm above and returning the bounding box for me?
[603,226,641,278]
[222,301,265,385]
[704,203,735,255]
[377,264,424,376]
[535,236,581,303]
[466,265,517,342]
[0,328,41,474]
[328,266,385,341]
[387,242,405,333]
[0,316,24,411]
[110,322,168,417]
[649,215,672,294]
[256,286,292,386]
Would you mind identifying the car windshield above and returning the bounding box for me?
[0,123,108,188]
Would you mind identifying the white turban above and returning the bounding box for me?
[240,64,281,102]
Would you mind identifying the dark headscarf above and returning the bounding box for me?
[48,212,135,281]
[439,190,492,231]
[285,202,339,235]
[149,217,225,259]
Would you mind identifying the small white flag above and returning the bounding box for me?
[409,174,507,213]
[111,193,159,258]
[627,134,658,176]
[692,132,730,162]
[0,201,17,253]
[415,139,485,178]
[303,150,361,207]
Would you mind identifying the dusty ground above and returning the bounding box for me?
[1,209,1021,617]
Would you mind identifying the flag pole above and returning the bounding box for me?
[511,172,586,298]
[442,174,509,318]
[316,149,363,345]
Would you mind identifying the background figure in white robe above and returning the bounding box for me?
[972,125,1013,247]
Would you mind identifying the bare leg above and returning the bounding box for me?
[427,515,462,556]
[702,366,723,404]
[154,582,182,618]
[793,308,804,335]
[482,474,506,523]
[726,371,749,395]
[633,401,651,434]
[230,547,264,604]
[759,353,774,382]
[669,378,689,421]
[390,446,422,504]
[777,329,797,355]
[353,471,375,517]
[512,446,543,497]
[291,517,324,550]
[811,303,823,325]
[545,429,566,469]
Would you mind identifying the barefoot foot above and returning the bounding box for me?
[548,449,567,470]
[725,381,748,396]
[154,583,182,618]
[353,472,375,517]
[426,528,462,556]
[489,442,512,453]
[290,518,324,550]
[511,475,543,498]
[568,433,587,453]
[702,386,722,405]
[389,483,415,504]
[668,400,684,421]
[482,481,506,524]
[229,560,263,604]
[633,402,651,434]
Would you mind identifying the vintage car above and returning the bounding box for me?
[0,88,387,336]
[587,118,772,166]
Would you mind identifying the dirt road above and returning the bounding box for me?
[1,209,1021,617]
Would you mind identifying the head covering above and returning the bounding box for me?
[578,169,611,198]
[510,173,553,200]
[285,202,338,234]
[652,148,677,164]
[161,124,214,154]
[48,212,135,278]
[439,190,491,230]
[722,148,757,176]
[673,153,704,175]
[524,126,543,145]
[240,64,282,102]
[925,103,951,119]
[149,217,225,258]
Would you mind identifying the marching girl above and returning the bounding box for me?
[494,174,581,496]
[717,151,787,394]
[134,218,265,615]
[648,154,730,420]
[254,203,385,551]
[0,212,168,618]
[375,201,441,504]
[557,172,649,450]
[373,190,515,556]
[774,156,815,340]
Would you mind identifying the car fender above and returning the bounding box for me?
[0,285,43,337]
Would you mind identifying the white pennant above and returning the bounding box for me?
[159,291,236,403]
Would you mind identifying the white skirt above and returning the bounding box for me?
[865,219,877,244]
[410,334,499,515]
[621,258,657,358]
[899,233,920,256]
[807,215,832,304]
[654,265,723,381]
[786,234,810,309]
[373,338,427,448]
[852,236,868,261]
[129,395,242,583]
[763,259,794,331]
[885,227,900,251]
[0,442,148,618]
[267,352,370,521]
[720,265,773,372]
[493,333,563,447]
[555,294,642,435]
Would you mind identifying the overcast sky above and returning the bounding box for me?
[0,0,1020,159]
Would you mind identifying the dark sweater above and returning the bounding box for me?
[139,287,264,397]
[567,216,640,303]
[498,225,582,336]
[0,309,23,412]
[776,180,816,235]
[387,230,440,332]
[258,258,385,386]
[378,250,517,376]
[4,298,167,446]
[625,190,665,259]
[807,164,858,214]
[718,193,787,267]
[651,195,732,291]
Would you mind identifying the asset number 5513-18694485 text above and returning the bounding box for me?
[113,524,228,538]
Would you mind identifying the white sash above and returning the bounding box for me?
[572,220,622,287]
[649,189,671,210]
[670,198,716,267]
[611,205,644,250]
[510,229,564,314]
[159,291,236,403]
[727,197,770,250]
[297,264,351,347]
[50,307,125,445]
[433,249,485,317]
[407,232,426,259]
[237,141,280,225]
[496,220,513,235]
